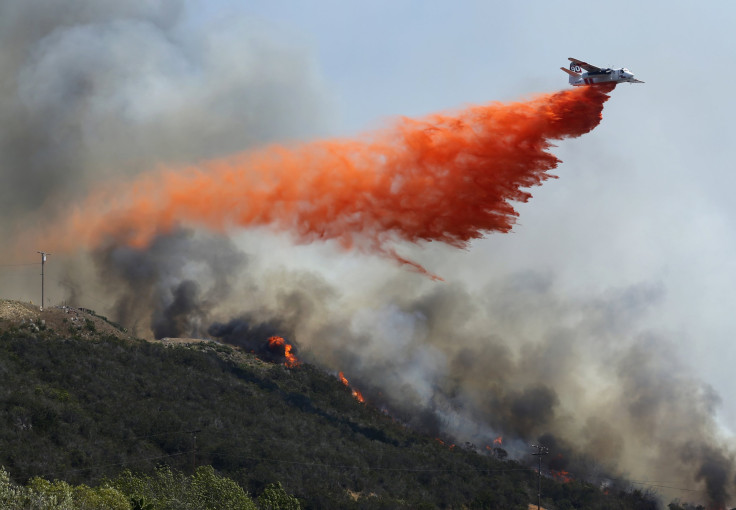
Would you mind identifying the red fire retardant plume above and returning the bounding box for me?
[48,85,614,273]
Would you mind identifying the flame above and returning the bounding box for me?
[434,438,455,449]
[485,437,503,451]
[338,371,366,403]
[37,85,614,275]
[550,470,573,484]
[267,336,299,368]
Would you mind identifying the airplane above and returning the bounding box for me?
[561,58,644,86]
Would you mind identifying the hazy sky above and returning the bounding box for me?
[190,0,736,426]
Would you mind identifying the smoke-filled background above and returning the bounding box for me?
[2,0,736,507]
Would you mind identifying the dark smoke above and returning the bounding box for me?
[151,280,207,339]
[683,442,734,508]
[503,385,559,440]
[96,230,244,338]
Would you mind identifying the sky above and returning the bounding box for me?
[2,1,736,500]
[189,0,736,424]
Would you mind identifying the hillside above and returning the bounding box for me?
[0,300,134,341]
[0,300,661,509]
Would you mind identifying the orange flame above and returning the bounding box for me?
[493,436,503,445]
[36,86,614,275]
[434,438,455,449]
[550,470,573,484]
[338,371,365,403]
[267,336,299,368]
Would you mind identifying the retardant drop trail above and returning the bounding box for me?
[42,85,615,272]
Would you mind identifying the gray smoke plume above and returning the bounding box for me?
[210,265,735,507]
[0,0,329,239]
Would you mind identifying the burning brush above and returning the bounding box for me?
[338,371,365,403]
[207,318,299,368]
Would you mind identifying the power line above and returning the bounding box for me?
[4,424,709,497]
[630,482,701,492]
[206,450,535,473]
[53,438,708,494]
[33,450,195,481]
[0,335,712,499]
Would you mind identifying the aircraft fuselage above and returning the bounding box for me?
[561,58,643,86]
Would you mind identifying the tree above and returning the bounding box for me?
[74,484,130,510]
[188,466,256,510]
[0,467,25,509]
[130,496,154,510]
[25,477,75,509]
[258,481,301,510]
[111,465,257,510]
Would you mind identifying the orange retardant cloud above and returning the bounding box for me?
[46,85,613,271]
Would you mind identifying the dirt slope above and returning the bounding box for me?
[0,299,134,341]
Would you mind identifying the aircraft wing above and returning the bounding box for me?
[568,58,601,73]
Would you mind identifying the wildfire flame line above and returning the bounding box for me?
[338,371,365,403]
[36,85,614,275]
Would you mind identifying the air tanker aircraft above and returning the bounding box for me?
[561,57,644,86]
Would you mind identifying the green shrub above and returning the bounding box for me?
[257,481,301,510]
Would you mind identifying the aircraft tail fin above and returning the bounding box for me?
[560,66,580,85]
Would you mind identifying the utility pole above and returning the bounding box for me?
[531,444,549,510]
[191,429,201,473]
[37,251,49,311]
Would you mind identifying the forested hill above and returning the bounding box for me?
[0,300,661,509]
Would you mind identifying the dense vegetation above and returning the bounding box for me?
[0,464,299,509]
[0,316,667,508]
